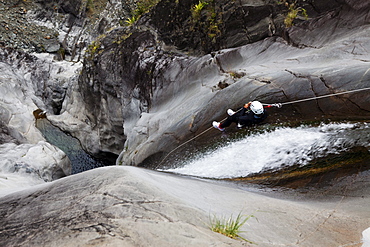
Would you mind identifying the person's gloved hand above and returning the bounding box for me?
[244,102,252,108]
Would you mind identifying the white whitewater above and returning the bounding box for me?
[363,227,370,247]
[163,123,369,179]
[1,122,368,197]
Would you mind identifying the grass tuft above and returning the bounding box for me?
[208,212,256,243]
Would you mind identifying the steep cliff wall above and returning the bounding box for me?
[65,0,370,166]
[148,0,342,54]
[1,0,369,167]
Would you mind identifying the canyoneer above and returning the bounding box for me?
[212,101,268,131]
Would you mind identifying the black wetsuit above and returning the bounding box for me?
[220,107,268,128]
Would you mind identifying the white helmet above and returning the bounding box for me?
[250,101,264,115]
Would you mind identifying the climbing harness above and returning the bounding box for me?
[157,86,370,166]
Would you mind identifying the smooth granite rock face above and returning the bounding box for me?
[0,166,368,247]
[0,141,71,197]
[63,0,370,166]
[1,0,369,168]
[0,167,246,247]
[0,48,81,143]
[0,49,75,197]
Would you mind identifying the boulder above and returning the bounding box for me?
[0,119,19,145]
[0,56,43,144]
[0,141,71,197]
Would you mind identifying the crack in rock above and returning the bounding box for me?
[284,69,307,78]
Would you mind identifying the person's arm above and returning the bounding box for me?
[240,102,252,115]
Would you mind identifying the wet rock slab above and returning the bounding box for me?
[0,167,244,247]
[0,166,368,247]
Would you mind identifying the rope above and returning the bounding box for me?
[157,86,370,166]
[157,107,247,166]
[273,87,370,106]
[157,85,369,244]
[157,126,214,167]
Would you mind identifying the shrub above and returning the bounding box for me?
[192,0,209,19]
[280,0,308,28]
[125,0,160,26]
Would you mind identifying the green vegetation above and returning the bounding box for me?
[85,34,106,58]
[280,0,308,28]
[125,15,139,26]
[191,0,209,19]
[208,212,256,243]
[190,0,222,42]
[206,6,221,41]
[125,0,161,26]
[113,33,133,45]
[85,39,102,60]
[57,47,65,60]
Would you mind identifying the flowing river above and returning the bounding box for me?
[1,120,369,198]
[162,122,370,179]
[36,118,107,174]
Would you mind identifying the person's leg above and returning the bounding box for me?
[220,115,238,128]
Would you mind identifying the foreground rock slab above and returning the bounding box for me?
[0,166,368,246]
[0,167,244,247]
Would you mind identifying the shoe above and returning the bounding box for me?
[212,121,225,131]
[227,109,235,116]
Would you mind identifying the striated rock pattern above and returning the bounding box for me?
[0,166,368,246]
[0,48,73,196]
[1,0,369,168]
[62,0,370,166]
[0,0,132,60]
[148,0,342,54]
[0,167,246,247]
